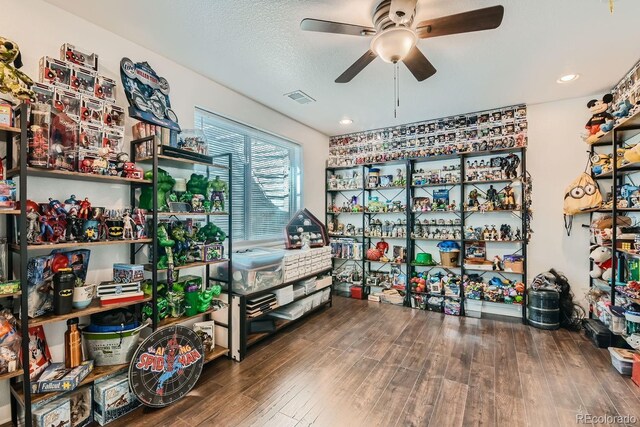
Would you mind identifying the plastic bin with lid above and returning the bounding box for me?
[232,248,285,294]
[269,301,305,320]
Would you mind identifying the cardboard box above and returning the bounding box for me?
[70,66,97,96]
[102,103,124,131]
[30,360,94,394]
[54,89,81,120]
[97,281,141,297]
[0,102,12,126]
[102,128,123,158]
[61,43,99,71]
[94,75,116,103]
[93,373,140,426]
[39,56,71,88]
[78,123,103,155]
[112,264,144,283]
[49,109,79,171]
[193,320,216,353]
[80,96,102,125]
[32,82,55,105]
[68,386,93,427]
[32,398,70,427]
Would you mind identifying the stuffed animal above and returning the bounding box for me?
[589,245,613,281]
[585,94,614,144]
[186,173,209,197]
[590,153,612,175]
[623,143,640,165]
[0,36,35,102]
[139,168,175,211]
[612,99,633,120]
[616,147,627,168]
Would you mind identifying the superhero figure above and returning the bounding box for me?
[156,334,183,396]
[78,198,91,219]
[48,198,67,216]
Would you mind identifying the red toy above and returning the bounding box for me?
[123,162,143,179]
[78,197,91,219]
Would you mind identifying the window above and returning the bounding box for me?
[195,108,302,244]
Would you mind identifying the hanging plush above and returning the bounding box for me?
[563,167,602,235]
[584,94,614,144]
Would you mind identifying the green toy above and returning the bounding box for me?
[208,176,229,212]
[187,173,209,197]
[139,168,176,211]
[179,191,193,204]
[197,223,227,243]
[157,224,176,270]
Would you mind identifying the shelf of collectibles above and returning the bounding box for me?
[326,103,531,320]
[586,62,640,352]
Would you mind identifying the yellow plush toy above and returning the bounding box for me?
[0,36,35,102]
[623,143,640,166]
[616,147,627,168]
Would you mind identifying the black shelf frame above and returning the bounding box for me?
[325,147,529,321]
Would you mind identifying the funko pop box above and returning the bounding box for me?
[61,43,99,71]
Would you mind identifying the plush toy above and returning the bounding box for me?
[585,94,614,144]
[196,223,227,243]
[187,173,209,197]
[589,245,613,281]
[623,143,640,165]
[0,36,35,102]
[612,99,633,120]
[139,168,175,211]
[591,153,612,175]
[616,147,627,168]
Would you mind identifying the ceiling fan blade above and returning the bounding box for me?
[415,5,504,39]
[402,46,436,81]
[335,50,377,83]
[300,18,375,36]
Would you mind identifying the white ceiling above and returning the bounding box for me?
[45,0,640,136]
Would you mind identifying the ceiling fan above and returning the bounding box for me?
[301,0,505,83]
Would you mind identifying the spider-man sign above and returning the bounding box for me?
[129,326,203,407]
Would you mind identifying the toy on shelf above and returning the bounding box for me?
[412,165,460,186]
[140,168,175,211]
[584,94,614,144]
[285,208,328,249]
[208,176,228,212]
[0,35,35,102]
[589,245,613,281]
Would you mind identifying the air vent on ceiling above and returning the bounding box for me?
[284,90,316,105]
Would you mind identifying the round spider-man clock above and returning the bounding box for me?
[128,325,204,407]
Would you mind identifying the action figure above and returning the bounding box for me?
[39,213,58,243]
[65,211,83,242]
[468,189,480,208]
[26,208,40,243]
[48,198,67,216]
[486,185,499,208]
[502,185,516,210]
[122,210,136,240]
[78,198,91,219]
[133,209,147,239]
[208,176,229,212]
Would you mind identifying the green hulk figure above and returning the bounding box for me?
[187,173,209,197]
[139,169,176,212]
[197,223,227,243]
[157,223,175,270]
[208,176,229,212]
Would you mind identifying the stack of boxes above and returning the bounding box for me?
[31,44,125,173]
[282,246,331,283]
[97,264,145,306]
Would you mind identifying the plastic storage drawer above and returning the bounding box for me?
[232,248,284,294]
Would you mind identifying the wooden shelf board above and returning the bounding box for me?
[412,263,461,269]
[157,307,218,329]
[12,238,152,252]
[28,297,152,328]
[412,182,460,188]
[136,154,229,170]
[463,209,521,214]
[366,186,406,190]
[327,188,363,192]
[153,211,229,217]
[203,345,229,364]
[148,259,228,272]
[412,238,461,242]
[464,240,524,244]
[0,369,23,382]
[6,167,152,185]
[326,211,363,215]
[0,290,21,299]
[0,209,19,215]
[12,363,128,405]
[463,178,519,185]
[364,211,409,215]
[0,125,21,134]
[328,234,364,238]
[463,265,523,274]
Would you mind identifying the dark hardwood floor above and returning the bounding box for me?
[113,296,640,427]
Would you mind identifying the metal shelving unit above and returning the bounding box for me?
[325,146,530,321]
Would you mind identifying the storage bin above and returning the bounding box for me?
[527,289,559,330]
[273,285,294,306]
[608,347,636,375]
[292,284,305,299]
[321,288,331,303]
[312,292,323,308]
[301,296,313,312]
[626,310,640,335]
[350,286,363,299]
[232,248,284,294]
[269,301,305,320]
[504,260,524,274]
[315,276,332,290]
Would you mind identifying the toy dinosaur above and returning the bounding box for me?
[0,36,35,101]
[139,168,175,211]
[197,223,227,243]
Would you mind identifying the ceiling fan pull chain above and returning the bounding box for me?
[393,63,397,118]
[397,62,400,108]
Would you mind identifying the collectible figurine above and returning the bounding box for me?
[468,190,480,208]
[486,185,499,208]
[122,210,136,240]
[208,176,228,212]
[133,209,147,239]
[502,185,516,210]
[492,255,504,271]
[78,198,91,219]
[26,207,40,243]
[48,198,67,216]
[91,147,110,175]
[65,211,83,242]
[39,212,58,243]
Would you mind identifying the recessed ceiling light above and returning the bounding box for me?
[557,74,580,83]
[339,118,353,125]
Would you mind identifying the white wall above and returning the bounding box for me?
[527,96,594,309]
[1,0,329,423]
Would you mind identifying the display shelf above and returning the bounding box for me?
[326,164,361,170]
[151,211,230,217]
[332,257,360,261]
[589,109,640,146]
[0,369,23,382]
[364,211,408,215]
[247,286,331,322]
[412,210,460,214]
[203,345,229,364]
[366,186,406,190]
[365,260,407,266]
[136,154,229,170]
[28,297,152,328]
[241,268,333,299]
[0,210,19,215]
[364,235,408,240]
[146,259,228,272]
[0,125,21,135]
[462,146,526,158]
[463,178,520,185]
[463,265,523,274]
[0,290,21,299]
[412,263,461,269]
[616,248,640,257]
[326,211,364,215]
[327,188,363,192]
[412,182,460,188]
[412,237,461,242]
[157,306,219,329]
[463,209,521,214]
[11,238,152,252]
[11,363,128,406]
[329,234,364,238]
[596,207,640,212]
[246,299,331,347]
[6,167,152,185]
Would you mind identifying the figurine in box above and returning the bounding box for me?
[49,110,78,171]
[28,103,52,168]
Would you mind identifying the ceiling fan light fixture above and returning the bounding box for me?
[370,27,417,63]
